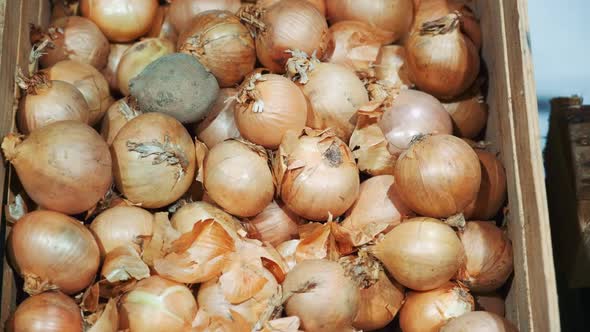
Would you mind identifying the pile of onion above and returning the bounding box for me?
[373,45,412,88]
[8,291,83,332]
[464,149,508,220]
[101,43,131,93]
[441,311,518,332]
[100,97,142,145]
[443,93,488,139]
[194,88,241,148]
[244,200,301,247]
[169,0,241,34]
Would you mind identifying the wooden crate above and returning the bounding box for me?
[0,0,560,331]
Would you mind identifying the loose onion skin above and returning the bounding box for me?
[282,259,360,332]
[169,0,241,34]
[170,201,242,234]
[203,139,274,217]
[464,150,507,220]
[179,10,256,88]
[394,135,481,218]
[8,291,83,332]
[8,211,100,295]
[440,311,518,332]
[111,112,197,208]
[457,221,513,292]
[101,43,131,93]
[234,74,308,148]
[194,88,241,148]
[371,217,465,291]
[90,206,153,256]
[443,93,488,139]
[80,0,159,42]
[2,121,112,215]
[100,98,142,146]
[399,282,474,332]
[36,16,109,70]
[245,201,301,247]
[325,0,414,44]
[374,45,412,88]
[119,276,198,332]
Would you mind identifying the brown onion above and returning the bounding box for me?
[234,73,307,148]
[179,10,256,88]
[274,129,360,221]
[147,5,179,44]
[8,211,100,295]
[44,60,114,125]
[80,0,159,42]
[34,16,109,69]
[170,200,244,235]
[194,88,241,148]
[441,311,518,332]
[203,139,274,217]
[90,206,153,256]
[326,0,414,44]
[457,221,513,292]
[443,93,488,138]
[341,175,413,246]
[9,291,83,332]
[371,217,465,291]
[2,121,112,215]
[101,43,131,93]
[378,89,453,156]
[464,150,508,220]
[111,112,197,208]
[119,276,198,332]
[116,38,175,96]
[100,97,142,145]
[354,269,405,331]
[240,0,330,73]
[394,134,481,218]
[169,0,241,34]
[257,0,326,16]
[374,45,412,88]
[16,73,89,134]
[400,282,474,332]
[282,259,359,332]
[245,201,301,247]
[475,293,506,317]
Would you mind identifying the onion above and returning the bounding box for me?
[90,206,153,256]
[8,210,100,295]
[116,38,175,96]
[274,129,360,221]
[44,60,114,125]
[443,93,488,138]
[245,201,301,247]
[33,16,109,69]
[170,200,244,235]
[111,112,196,208]
[234,73,307,148]
[282,259,359,332]
[475,293,506,317]
[169,0,241,34]
[374,45,412,88]
[194,88,241,148]
[239,0,330,73]
[2,121,112,215]
[100,97,142,146]
[394,134,481,218]
[257,0,326,16]
[101,43,131,93]
[464,150,508,220]
[8,291,83,332]
[440,311,518,332]
[203,139,274,217]
[457,221,513,292]
[371,217,465,291]
[179,10,256,88]
[119,276,198,332]
[378,89,453,156]
[325,0,414,44]
[341,175,413,246]
[147,5,179,44]
[80,0,159,42]
[16,73,89,134]
[399,282,474,332]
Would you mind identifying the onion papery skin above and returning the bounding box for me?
[169,0,241,35]
[257,0,326,16]
[80,0,159,42]
[399,282,475,332]
[282,259,359,332]
[119,276,198,332]
[38,16,109,70]
[325,0,414,44]
[100,98,142,146]
[463,150,507,220]
[378,89,453,156]
[170,200,244,235]
[44,60,114,125]
[111,112,197,208]
[457,221,514,292]
[374,45,412,88]
[302,63,369,141]
[250,0,330,74]
[234,74,308,148]
[443,93,488,139]
[179,10,256,88]
[9,291,83,332]
[371,217,465,291]
[194,88,241,148]
[101,43,131,93]
[147,5,179,44]
[2,121,112,215]
[17,79,90,135]
[353,270,405,331]
[276,239,299,271]
[394,134,481,218]
[8,211,100,295]
[117,38,175,96]
[440,311,518,332]
[90,206,153,256]
[245,201,300,247]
